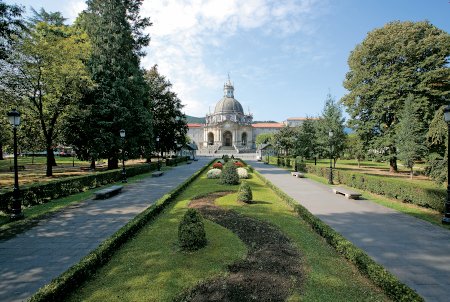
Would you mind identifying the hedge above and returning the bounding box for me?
[252,169,424,302]
[0,159,186,213]
[304,164,446,212]
[29,158,214,302]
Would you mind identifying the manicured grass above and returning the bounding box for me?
[65,165,389,302]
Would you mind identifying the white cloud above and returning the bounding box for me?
[140,0,325,117]
[63,0,86,23]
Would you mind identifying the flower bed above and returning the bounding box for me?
[207,169,222,179]
[237,167,248,179]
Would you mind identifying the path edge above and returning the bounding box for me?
[252,168,424,302]
[28,159,214,302]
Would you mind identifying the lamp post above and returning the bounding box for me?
[7,109,23,220]
[119,129,127,183]
[443,106,450,224]
[328,130,334,185]
[174,139,178,166]
[156,136,161,171]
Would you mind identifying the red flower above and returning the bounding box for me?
[213,162,223,169]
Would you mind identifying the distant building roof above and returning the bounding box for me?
[187,123,203,128]
[252,123,284,128]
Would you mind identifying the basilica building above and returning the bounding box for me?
[187,78,305,154]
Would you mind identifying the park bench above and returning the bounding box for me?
[94,185,123,199]
[152,171,164,177]
[186,161,192,164]
[10,165,25,172]
[332,186,362,200]
[291,171,304,178]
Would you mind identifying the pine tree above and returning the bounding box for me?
[396,95,427,179]
[76,0,152,169]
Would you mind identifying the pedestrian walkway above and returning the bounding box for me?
[0,158,209,302]
[250,160,450,302]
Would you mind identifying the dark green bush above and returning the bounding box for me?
[178,209,207,251]
[28,159,215,302]
[253,170,423,302]
[305,164,446,212]
[237,182,253,203]
[0,162,161,213]
[220,161,240,185]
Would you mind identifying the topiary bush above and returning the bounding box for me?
[237,167,249,179]
[178,209,207,251]
[237,182,253,203]
[220,161,240,185]
[207,168,222,179]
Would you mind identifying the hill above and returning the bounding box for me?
[186,115,206,124]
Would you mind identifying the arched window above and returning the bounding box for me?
[242,132,247,146]
[208,132,214,145]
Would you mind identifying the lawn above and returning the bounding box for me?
[65,163,389,301]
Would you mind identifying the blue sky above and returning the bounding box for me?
[5,0,450,122]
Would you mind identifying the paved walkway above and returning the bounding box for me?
[250,160,450,302]
[0,158,209,302]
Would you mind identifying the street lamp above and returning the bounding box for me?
[442,106,450,224]
[174,139,178,166]
[7,109,23,220]
[119,129,127,183]
[156,136,161,171]
[328,130,334,185]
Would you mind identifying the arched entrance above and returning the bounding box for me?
[207,132,214,145]
[223,131,232,146]
[241,132,247,146]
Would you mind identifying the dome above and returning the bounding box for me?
[214,97,244,114]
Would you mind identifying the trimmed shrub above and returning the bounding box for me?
[237,182,252,203]
[28,158,215,302]
[212,162,223,169]
[178,209,207,251]
[237,167,248,179]
[207,168,222,179]
[305,164,446,212]
[234,161,244,167]
[220,162,240,185]
[253,170,423,302]
[222,154,230,162]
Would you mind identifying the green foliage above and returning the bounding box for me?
[305,164,446,212]
[396,96,428,177]
[178,209,207,251]
[253,170,424,302]
[255,133,274,146]
[344,133,366,164]
[0,163,161,213]
[294,117,319,159]
[144,66,188,156]
[315,93,346,164]
[70,0,153,168]
[237,182,252,203]
[273,125,297,156]
[220,161,240,185]
[343,21,450,172]
[426,106,448,183]
[0,1,25,60]
[28,159,214,302]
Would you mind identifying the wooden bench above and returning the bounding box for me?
[152,171,164,177]
[186,161,192,164]
[94,185,123,199]
[291,171,304,178]
[332,187,362,199]
[10,165,25,172]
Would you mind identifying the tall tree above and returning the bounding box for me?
[1,19,92,176]
[342,21,450,172]
[316,94,346,167]
[426,106,448,183]
[0,0,25,60]
[273,126,297,156]
[144,65,187,158]
[294,117,318,160]
[78,0,152,169]
[396,95,427,178]
[255,133,274,146]
[344,133,365,167]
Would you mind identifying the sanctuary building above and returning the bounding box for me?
[187,78,308,154]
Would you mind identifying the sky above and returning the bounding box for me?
[5,0,450,122]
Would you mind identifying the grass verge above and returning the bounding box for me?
[64,162,392,302]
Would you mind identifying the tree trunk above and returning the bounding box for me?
[90,158,96,169]
[410,167,413,179]
[46,146,55,177]
[357,158,361,168]
[0,143,3,160]
[389,157,398,173]
[108,157,119,170]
